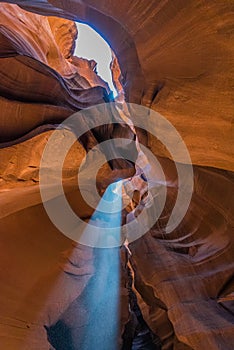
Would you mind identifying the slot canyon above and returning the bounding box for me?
[0,1,233,349]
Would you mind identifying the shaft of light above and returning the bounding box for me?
[81,180,123,350]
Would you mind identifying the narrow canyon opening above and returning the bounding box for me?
[75,23,118,98]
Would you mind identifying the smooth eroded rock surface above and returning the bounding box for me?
[0,1,233,349]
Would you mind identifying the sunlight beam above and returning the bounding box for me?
[80,180,122,349]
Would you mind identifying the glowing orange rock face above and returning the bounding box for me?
[0,1,233,350]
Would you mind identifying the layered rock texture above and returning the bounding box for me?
[0,1,233,350]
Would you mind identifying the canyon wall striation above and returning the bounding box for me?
[0,1,233,349]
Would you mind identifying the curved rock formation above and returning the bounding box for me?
[2,0,233,170]
[0,3,112,144]
[0,1,233,350]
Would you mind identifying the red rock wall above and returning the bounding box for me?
[2,0,233,170]
[0,2,233,350]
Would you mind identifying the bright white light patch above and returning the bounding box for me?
[75,23,117,97]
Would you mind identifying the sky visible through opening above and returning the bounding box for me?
[75,23,117,97]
